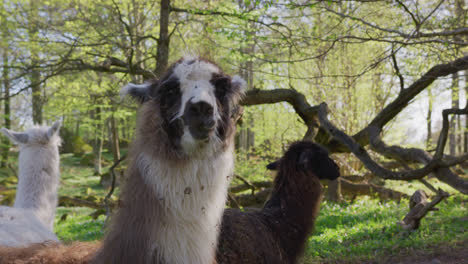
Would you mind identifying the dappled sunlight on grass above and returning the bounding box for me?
[303,195,467,263]
[54,207,105,242]
[59,153,109,197]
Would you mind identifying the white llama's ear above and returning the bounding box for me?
[231,75,247,92]
[1,128,29,144]
[47,121,61,139]
[120,82,153,103]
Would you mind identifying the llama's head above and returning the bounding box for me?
[267,141,340,180]
[1,121,62,148]
[122,57,246,154]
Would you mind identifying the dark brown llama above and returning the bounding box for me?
[0,56,246,264]
[216,141,340,264]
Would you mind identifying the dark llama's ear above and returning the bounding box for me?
[120,82,154,103]
[1,128,29,144]
[47,120,61,140]
[266,160,280,170]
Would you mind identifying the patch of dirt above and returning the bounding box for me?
[376,241,468,264]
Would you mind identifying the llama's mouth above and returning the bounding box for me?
[189,126,215,141]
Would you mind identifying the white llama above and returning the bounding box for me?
[0,121,61,246]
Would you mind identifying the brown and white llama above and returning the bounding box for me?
[94,57,245,264]
[216,141,340,264]
[0,121,61,247]
[0,57,245,264]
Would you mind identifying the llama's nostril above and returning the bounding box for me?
[189,102,214,117]
[200,103,214,116]
[204,119,215,129]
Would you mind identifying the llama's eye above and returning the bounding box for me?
[211,76,230,99]
[189,106,197,114]
[215,87,227,99]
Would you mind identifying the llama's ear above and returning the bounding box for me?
[231,75,247,94]
[266,160,280,170]
[1,128,29,144]
[120,82,153,103]
[47,121,61,139]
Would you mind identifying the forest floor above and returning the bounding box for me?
[0,152,467,263]
[379,241,468,264]
[316,240,468,263]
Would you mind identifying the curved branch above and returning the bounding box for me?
[369,126,468,194]
[317,103,468,182]
[347,55,468,150]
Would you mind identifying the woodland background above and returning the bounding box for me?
[0,0,467,263]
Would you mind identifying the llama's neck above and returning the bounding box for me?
[263,171,322,263]
[95,144,234,264]
[14,145,60,231]
[141,148,234,264]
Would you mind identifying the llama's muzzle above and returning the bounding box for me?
[183,101,216,140]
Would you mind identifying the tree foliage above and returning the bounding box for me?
[0,0,467,198]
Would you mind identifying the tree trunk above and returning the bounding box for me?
[326,179,342,202]
[426,86,433,149]
[91,103,103,175]
[75,119,80,137]
[31,70,42,124]
[155,0,170,76]
[110,113,120,163]
[449,72,458,155]
[1,16,10,167]
[465,71,468,153]
[29,0,42,124]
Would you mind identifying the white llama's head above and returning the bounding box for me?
[122,57,246,154]
[1,121,62,147]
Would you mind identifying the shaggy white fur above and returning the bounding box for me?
[0,121,61,246]
[0,208,58,247]
[138,143,234,264]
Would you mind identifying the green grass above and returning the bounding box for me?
[54,153,113,242]
[59,153,109,198]
[54,207,105,242]
[302,194,467,263]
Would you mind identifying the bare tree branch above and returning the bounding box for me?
[368,126,468,194]
[321,2,467,40]
[348,55,468,150]
[317,103,468,182]
[391,51,405,92]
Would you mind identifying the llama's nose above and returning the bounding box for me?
[184,101,216,140]
[190,101,214,118]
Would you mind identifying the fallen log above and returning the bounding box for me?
[398,189,449,230]
[340,179,408,200]
[227,177,407,208]
[58,196,119,210]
